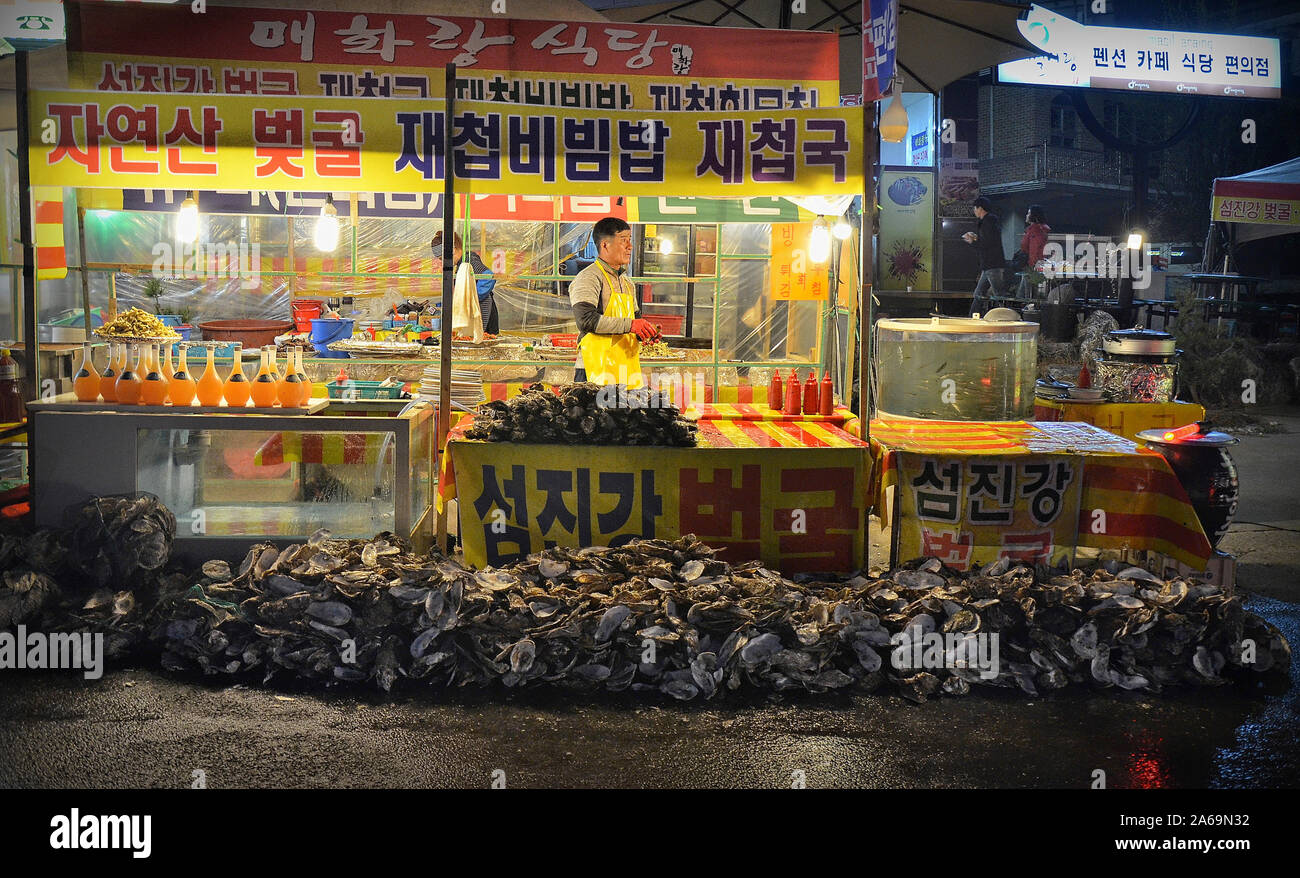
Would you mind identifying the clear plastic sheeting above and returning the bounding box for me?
[6,203,853,390]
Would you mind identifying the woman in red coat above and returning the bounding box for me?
[1017,205,1051,297]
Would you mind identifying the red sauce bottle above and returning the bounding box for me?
[1077,363,1092,389]
[820,370,834,415]
[768,370,783,411]
[802,370,819,415]
[783,369,801,415]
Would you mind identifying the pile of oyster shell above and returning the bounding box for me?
[141,532,1289,701]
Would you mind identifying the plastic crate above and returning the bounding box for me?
[644,314,685,335]
[326,379,404,400]
[548,333,577,348]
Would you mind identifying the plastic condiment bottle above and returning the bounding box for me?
[0,349,25,422]
[169,344,197,407]
[73,342,101,402]
[783,369,801,415]
[223,343,250,407]
[296,349,313,406]
[250,346,279,408]
[99,341,120,402]
[768,370,783,411]
[819,370,834,416]
[115,344,143,405]
[802,370,819,415]
[1077,363,1092,389]
[140,343,169,405]
[277,345,302,407]
[195,344,224,406]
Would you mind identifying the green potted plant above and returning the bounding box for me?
[142,276,184,331]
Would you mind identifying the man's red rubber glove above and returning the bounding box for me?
[630,318,659,341]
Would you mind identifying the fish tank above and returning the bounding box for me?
[30,402,434,563]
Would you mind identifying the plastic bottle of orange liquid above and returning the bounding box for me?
[162,343,175,390]
[250,346,279,408]
[277,345,302,407]
[195,344,224,406]
[140,343,169,405]
[222,343,250,408]
[99,341,120,402]
[296,348,313,406]
[169,344,197,406]
[73,342,101,402]
[115,344,143,404]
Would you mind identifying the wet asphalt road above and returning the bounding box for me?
[0,593,1294,790]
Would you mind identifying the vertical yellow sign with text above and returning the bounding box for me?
[770,223,828,301]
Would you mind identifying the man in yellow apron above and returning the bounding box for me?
[568,217,660,388]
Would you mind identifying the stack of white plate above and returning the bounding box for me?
[419,367,484,407]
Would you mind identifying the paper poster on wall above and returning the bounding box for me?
[878,168,935,290]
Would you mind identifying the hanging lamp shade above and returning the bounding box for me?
[880,92,910,143]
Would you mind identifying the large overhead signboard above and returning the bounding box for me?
[996,3,1281,99]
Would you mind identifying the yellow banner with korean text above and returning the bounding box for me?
[1211,195,1300,226]
[446,435,868,573]
[894,451,1085,571]
[29,90,862,197]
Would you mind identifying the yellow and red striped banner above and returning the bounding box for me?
[34,187,66,280]
[254,431,392,466]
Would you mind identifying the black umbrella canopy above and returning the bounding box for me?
[593,0,1038,94]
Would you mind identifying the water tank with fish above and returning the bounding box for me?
[874,317,1038,421]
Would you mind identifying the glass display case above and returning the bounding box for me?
[30,400,434,561]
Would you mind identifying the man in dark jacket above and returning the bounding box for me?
[963,197,1007,316]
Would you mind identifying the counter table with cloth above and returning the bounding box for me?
[869,418,1213,572]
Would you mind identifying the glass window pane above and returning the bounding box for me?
[137,427,397,538]
[721,223,772,256]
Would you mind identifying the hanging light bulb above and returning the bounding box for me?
[879,86,910,143]
[315,194,340,252]
[809,216,831,264]
[659,236,674,255]
[176,192,200,243]
[832,216,853,239]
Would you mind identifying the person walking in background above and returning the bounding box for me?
[432,231,498,335]
[962,197,1006,317]
[1015,205,1051,298]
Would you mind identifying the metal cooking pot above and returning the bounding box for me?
[1103,328,1176,356]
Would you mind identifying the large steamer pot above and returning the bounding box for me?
[875,316,1038,421]
[1137,426,1239,549]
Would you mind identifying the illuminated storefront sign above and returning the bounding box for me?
[997,3,1281,99]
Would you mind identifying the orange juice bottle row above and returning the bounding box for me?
[73,342,314,408]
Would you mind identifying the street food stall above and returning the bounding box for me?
[19,7,867,570]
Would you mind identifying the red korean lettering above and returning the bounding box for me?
[47,103,103,174]
[164,106,221,175]
[254,108,305,178]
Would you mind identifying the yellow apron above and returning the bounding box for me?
[578,263,643,388]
